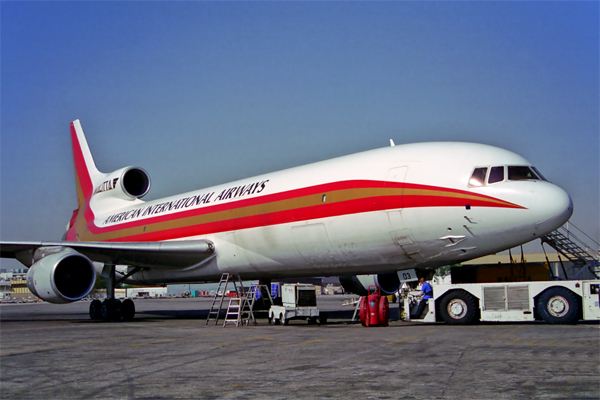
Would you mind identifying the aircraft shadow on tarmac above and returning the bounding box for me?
[0,309,356,324]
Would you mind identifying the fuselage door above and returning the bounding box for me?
[385,166,408,230]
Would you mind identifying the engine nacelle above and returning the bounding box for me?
[92,166,151,200]
[339,272,400,296]
[26,248,96,304]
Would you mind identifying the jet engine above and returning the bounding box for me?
[93,166,151,200]
[339,272,400,296]
[26,248,96,304]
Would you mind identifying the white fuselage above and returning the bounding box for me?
[82,142,571,284]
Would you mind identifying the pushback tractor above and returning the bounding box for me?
[405,280,600,324]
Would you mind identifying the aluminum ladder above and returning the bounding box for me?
[206,273,246,325]
[223,298,244,327]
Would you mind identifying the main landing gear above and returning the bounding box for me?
[89,264,141,322]
[89,298,135,322]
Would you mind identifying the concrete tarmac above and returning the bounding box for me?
[1,296,598,400]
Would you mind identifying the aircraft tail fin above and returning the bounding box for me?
[66,120,151,240]
[70,119,103,209]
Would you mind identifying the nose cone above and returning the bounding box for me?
[532,183,573,235]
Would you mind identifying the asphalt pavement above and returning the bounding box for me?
[1,296,598,400]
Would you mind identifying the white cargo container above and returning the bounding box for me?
[406,280,600,324]
[269,284,323,325]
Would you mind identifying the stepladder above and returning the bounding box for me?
[223,285,262,327]
[223,284,274,327]
[206,273,246,325]
[223,298,244,327]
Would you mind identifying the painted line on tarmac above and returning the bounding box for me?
[0,336,132,356]
[506,339,593,348]
[388,332,430,345]
[243,336,276,342]
[300,339,326,345]
[131,338,179,347]
[2,334,86,346]
[0,323,98,333]
[132,332,229,348]
[491,327,522,342]
[212,336,277,349]
[293,333,349,346]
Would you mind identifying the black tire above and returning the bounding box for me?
[121,299,135,321]
[268,314,273,325]
[537,287,580,325]
[439,291,478,325]
[89,300,103,321]
[101,299,122,322]
[319,315,327,325]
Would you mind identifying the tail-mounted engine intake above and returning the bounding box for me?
[26,248,96,304]
[93,166,151,200]
[339,272,400,296]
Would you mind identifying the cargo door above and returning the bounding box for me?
[291,222,341,267]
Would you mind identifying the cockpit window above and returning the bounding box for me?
[532,167,548,181]
[488,166,505,184]
[469,167,488,187]
[508,166,540,181]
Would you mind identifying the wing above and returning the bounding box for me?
[0,240,215,269]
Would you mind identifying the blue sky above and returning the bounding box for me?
[1,2,598,270]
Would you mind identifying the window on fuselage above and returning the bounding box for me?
[469,167,488,187]
[508,166,540,181]
[488,166,505,184]
[532,167,548,181]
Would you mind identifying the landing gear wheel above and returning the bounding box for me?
[121,299,135,321]
[537,287,580,324]
[89,300,103,320]
[101,299,122,322]
[268,315,273,325]
[439,291,478,325]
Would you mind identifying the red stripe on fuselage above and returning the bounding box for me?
[74,180,524,242]
[102,193,517,242]
[88,180,390,234]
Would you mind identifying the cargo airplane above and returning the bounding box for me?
[0,120,573,320]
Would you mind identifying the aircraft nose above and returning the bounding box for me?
[532,183,573,235]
